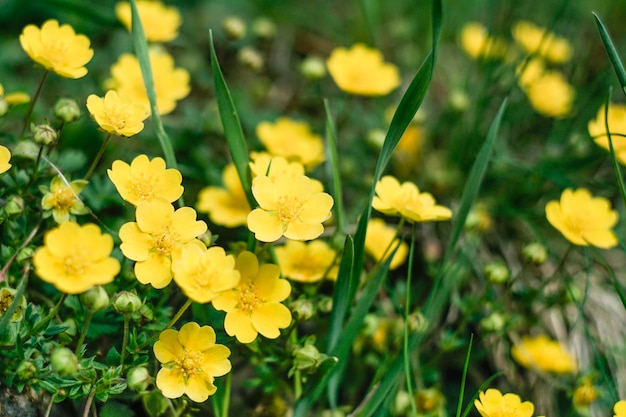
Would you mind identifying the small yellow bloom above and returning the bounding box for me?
[588,103,626,165]
[572,380,598,407]
[107,50,190,115]
[41,176,89,224]
[275,239,338,283]
[373,175,452,222]
[119,200,207,288]
[0,84,30,116]
[512,20,572,63]
[256,118,325,170]
[19,19,94,79]
[108,154,183,206]
[459,22,507,60]
[545,188,618,249]
[511,335,577,374]
[516,58,545,89]
[0,145,11,174]
[196,163,251,228]
[522,70,574,118]
[212,251,292,343]
[364,218,408,270]
[86,90,149,137]
[154,322,231,402]
[474,388,534,417]
[115,1,182,42]
[172,242,240,304]
[33,222,120,294]
[247,174,334,242]
[326,43,401,96]
[615,400,626,417]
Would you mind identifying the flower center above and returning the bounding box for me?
[238,283,264,314]
[152,231,175,255]
[45,40,70,66]
[177,349,203,378]
[105,104,132,130]
[128,176,156,202]
[52,187,77,212]
[63,253,88,277]
[277,195,304,224]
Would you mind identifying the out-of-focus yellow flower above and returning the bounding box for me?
[474,388,534,417]
[41,176,89,224]
[512,20,572,63]
[0,84,29,116]
[115,1,181,42]
[212,251,292,343]
[364,218,408,270]
[393,124,424,176]
[511,335,577,373]
[154,322,231,402]
[373,175,452,222]
[615,400,626,417]
[256,118,325,170]
[19,19,94,79]
[572,379,598,407]
[107,154,183,206]
[196,163,250,228]
[588,103,626,165]
[516,58,545,89]
[247,174,333,242]
[326,43,400,96]
[459,22,507,60]
[86,90,149,137]
[275,239,338,283]
[0,145,11,174]
[119,200,207,288]
[107,50,190,115]
[521,70,574,119]
[33,222,120,294]
[545,188,618,249]
[172,242,240,303]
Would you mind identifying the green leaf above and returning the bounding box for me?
[326,235,354,354]
[593,13,626,96]
[324,99,346,235]
[455,335,473,417]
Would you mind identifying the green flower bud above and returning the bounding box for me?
[291,298,315,321]
[522,242,547,265]
[133,303,154,324]
[32,124,57,146]
[251,17,276,40]
[50,347,78,376]
[480,312,506,332]
[62,318,78,337]
[407,311,429,334]
[12,140,39,160]
[5,195,25,216]
[318,295,333,314]
[293,344,324,374]
[300,56,327,80]
[237,46,264,72]
[127,366,151,392]
[113,291,142,314]
[80,286,110,312]
[484,261,509,284]
[367,129,386,150]
[16,360,37,380]
[54,98,81,123]
[222,16,246,40]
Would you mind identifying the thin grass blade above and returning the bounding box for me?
[594,13,626,96]
[324,99,346,235]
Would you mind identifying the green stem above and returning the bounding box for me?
[75,309,94,356]
[404,223,418,417]
[21,70,49,137]
[82,385,96,417]
[221,372,231,417]
[43,393,57,417]
[137,299,193,350]
[84,133,112,181]
[120,313,131,368]
[290,329,303,400]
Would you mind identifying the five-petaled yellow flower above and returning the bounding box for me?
[212,251,292,344]
[0,145,11,174]
[256,118,325,170]
[545,188,618,249]
[41,176,89,224]
[108,154,184,206]
[364,218,408,270]
[588,103,626,165]
[511,334,577,374]
[247,174,334,242]
[107,50,190,115]
[249,152,324,193]
[115,1,182,43]
[154,322,231,402]
[326,43,400,96]
[521,69,574,119]
[33,222,120,294]
[196,163,251,228]
[86,90,149,137]
[615,400,626,417]
[275,239,338,283]
[512,20,572,63]
[19,19,94,79]
[172,242,240,304]
[459,22,507,60]
[373,175,452,222]
[119,199,207,288]
[474,388,534,417]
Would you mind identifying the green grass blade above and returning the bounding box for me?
[594,13,626,95]
[459,372,503,417]
[327,235,355,353]
[602,89,626,205]
[455,335,473,417]
[324,99,346,235]
[209,30,256,209]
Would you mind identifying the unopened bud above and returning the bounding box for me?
[367,129,386,150]
[300,56,327,80]
[54,98,81,123]
[293,344,324,374]
[113,291,142,314]
[522,242,547,265]
[127,366,151,391]
[480,312,506,332]
[16,360,37,380]
[252,17,276,40]
[32,124,57,146]
[50,347,78,376]
[12,140,39,160]
[223,16,246,40]
[573,380,598,407]
[238,47,264,72]
[484,261,509,284]
[80,286,110,312]
[291,298,315,321]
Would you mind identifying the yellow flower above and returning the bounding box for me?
[0,84,29,116]
[474,388,534,417]
[516,58,545,89]
[107,154,184,206]
[522,70,574,118]
[459,22,507,60]
[373,175,452,222]
[33,222,120,294]
[249,152,325,193]
[0,145,11,174]
[41,176,89,224]
[364,218,408,270]
[572,380,598,407]
[154,322,231,402]
[247,174,334,242]
[326,43,401,96]
[212,251,292,343]
[275,239,338,283]
[545,188,618,249]
[172,242,240,303]
[196,163,251,228]
[107,50,190,115]
[115,1,182,42]
[512,20,572,63]
[511,335,577,374]
[256,118,325,170]
[588,103,626,165]
[86,90,149,137]
[19,19,94,79]
[119,199,207,288]
[615,400,626,417]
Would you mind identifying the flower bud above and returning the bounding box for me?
[367,129,386,150]
[238,46,264,72]
[448,89,470,111]
[54,98,81,123]
[127,366,151,391]
[573,380,598,407]
[113,291,142,314]
[480,312,506,332]
[300,56,327,80]
[5,195,25,216]
[32,124,57,146]
[251,17,276,40]
[484,261,509,284]
[80,286,110,312]
[12,140,39,160]
[407,311,429,334]
[222,16,246,40]
[0,287,27,323]
[62,318,78,337]
[50,347,79,376]
[318,296,333,314]
[522,242,547,265]
[16,360,37,380]
[415,388,445,414]
[291,298,315,321]
[293,344,324,374]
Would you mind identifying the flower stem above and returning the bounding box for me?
[81,385,96,417]
[137,299,193,350]
[120,313,131,368]
[21,70,49,137]
[290,329,303,400]
[403,223,419,417]
[221,372,231,417]
[84,133,112,181]
[75,309,94,357]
